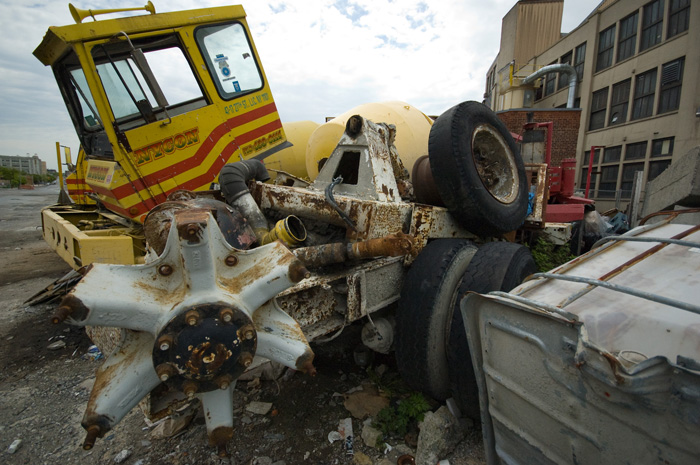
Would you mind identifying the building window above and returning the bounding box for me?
[649,160,671,181]
[589,87,609,130]
[559,51,573,90]
[658,57,684,114]
[631,68,657,120]
[544,61,557,97]
[580,150,598,192]
[625,141,648,160]
[598,166,619,198]
[618,12,639,62]
[651,137,674,157]
[609,79,631,125]
[621,163,645,198]
[668,0,690,38]
[603,146,622,163]
[574,42,586,81]
[596,25,616,72]
[641,0,665,51]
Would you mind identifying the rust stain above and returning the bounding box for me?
[601,351,625,385]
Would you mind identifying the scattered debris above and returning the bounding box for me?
[352,451,372,465]
[328,431,342,444]
[246,401,273,416]
[113,449,132,463]
[360,420,382,449]
[84,345,102,360]
[415,406,465,465]
[251,457,273,465]
[47,340,66,350]
[263,433,285,442]
[343,384,389,419]
[339,417,354,456]
[7,439,22,454]
[149,403,198,439]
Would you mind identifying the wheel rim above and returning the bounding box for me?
[471,124,519,204]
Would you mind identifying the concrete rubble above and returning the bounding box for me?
[641,146,700,218]
[415,406,466,465]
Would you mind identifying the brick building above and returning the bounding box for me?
[497,108,581,167]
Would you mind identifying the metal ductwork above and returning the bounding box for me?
[521,63,578,108]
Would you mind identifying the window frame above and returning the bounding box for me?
[589,87,609,130]
[651,137,674,158]
[609,79,631,126]
[544,61,557,97]
[658,57,684,114]
[625,141,648,160]
[598,165,619,198]
[194,21,265,102]
[617,11,639,62]
[631,68,657,120]
[641,0,665,52]
[667,0,690,38]
[558,51,573,90]
[574,42,586,81]
[596,25,616,72]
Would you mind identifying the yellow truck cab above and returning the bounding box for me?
[35,3,288,267]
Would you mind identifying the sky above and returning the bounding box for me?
[0,0,599,171]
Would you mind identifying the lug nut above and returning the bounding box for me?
[185,310,200,326]
[187,225,199,236]
[239,353,253,368]
[157,335,173,351]
[158,264,173,276]
[219,308,234,324]
[156,363,177,382]
[182,380,198,399]
[215,375,233,390]
[237,325,256,341]
[224,254,238,266]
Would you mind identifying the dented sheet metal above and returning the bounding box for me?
[462,221,700,465]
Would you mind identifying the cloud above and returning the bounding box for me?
[0,0,599,170]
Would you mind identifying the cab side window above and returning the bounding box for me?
[196,22,263,100]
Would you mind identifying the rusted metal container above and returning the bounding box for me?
[462,217,700,465]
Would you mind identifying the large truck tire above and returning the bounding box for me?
[447,241,537,419]
[428,101,528,237]
[395,239,478,401]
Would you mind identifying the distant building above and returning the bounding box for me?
[486,0,698,210]
[0,154,47,176]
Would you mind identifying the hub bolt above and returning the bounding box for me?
[156,363,177,382]
[157,334,173,351]
[216,375,234,390]
[219,308,234,324]
[185,310,200,326]
[182,380,198,399]
[224,255,238,266]
[239,353,253,368]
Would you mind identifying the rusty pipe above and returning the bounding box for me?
[293,233,414,268]
[82,425,101,450]
[349,233,413,259]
